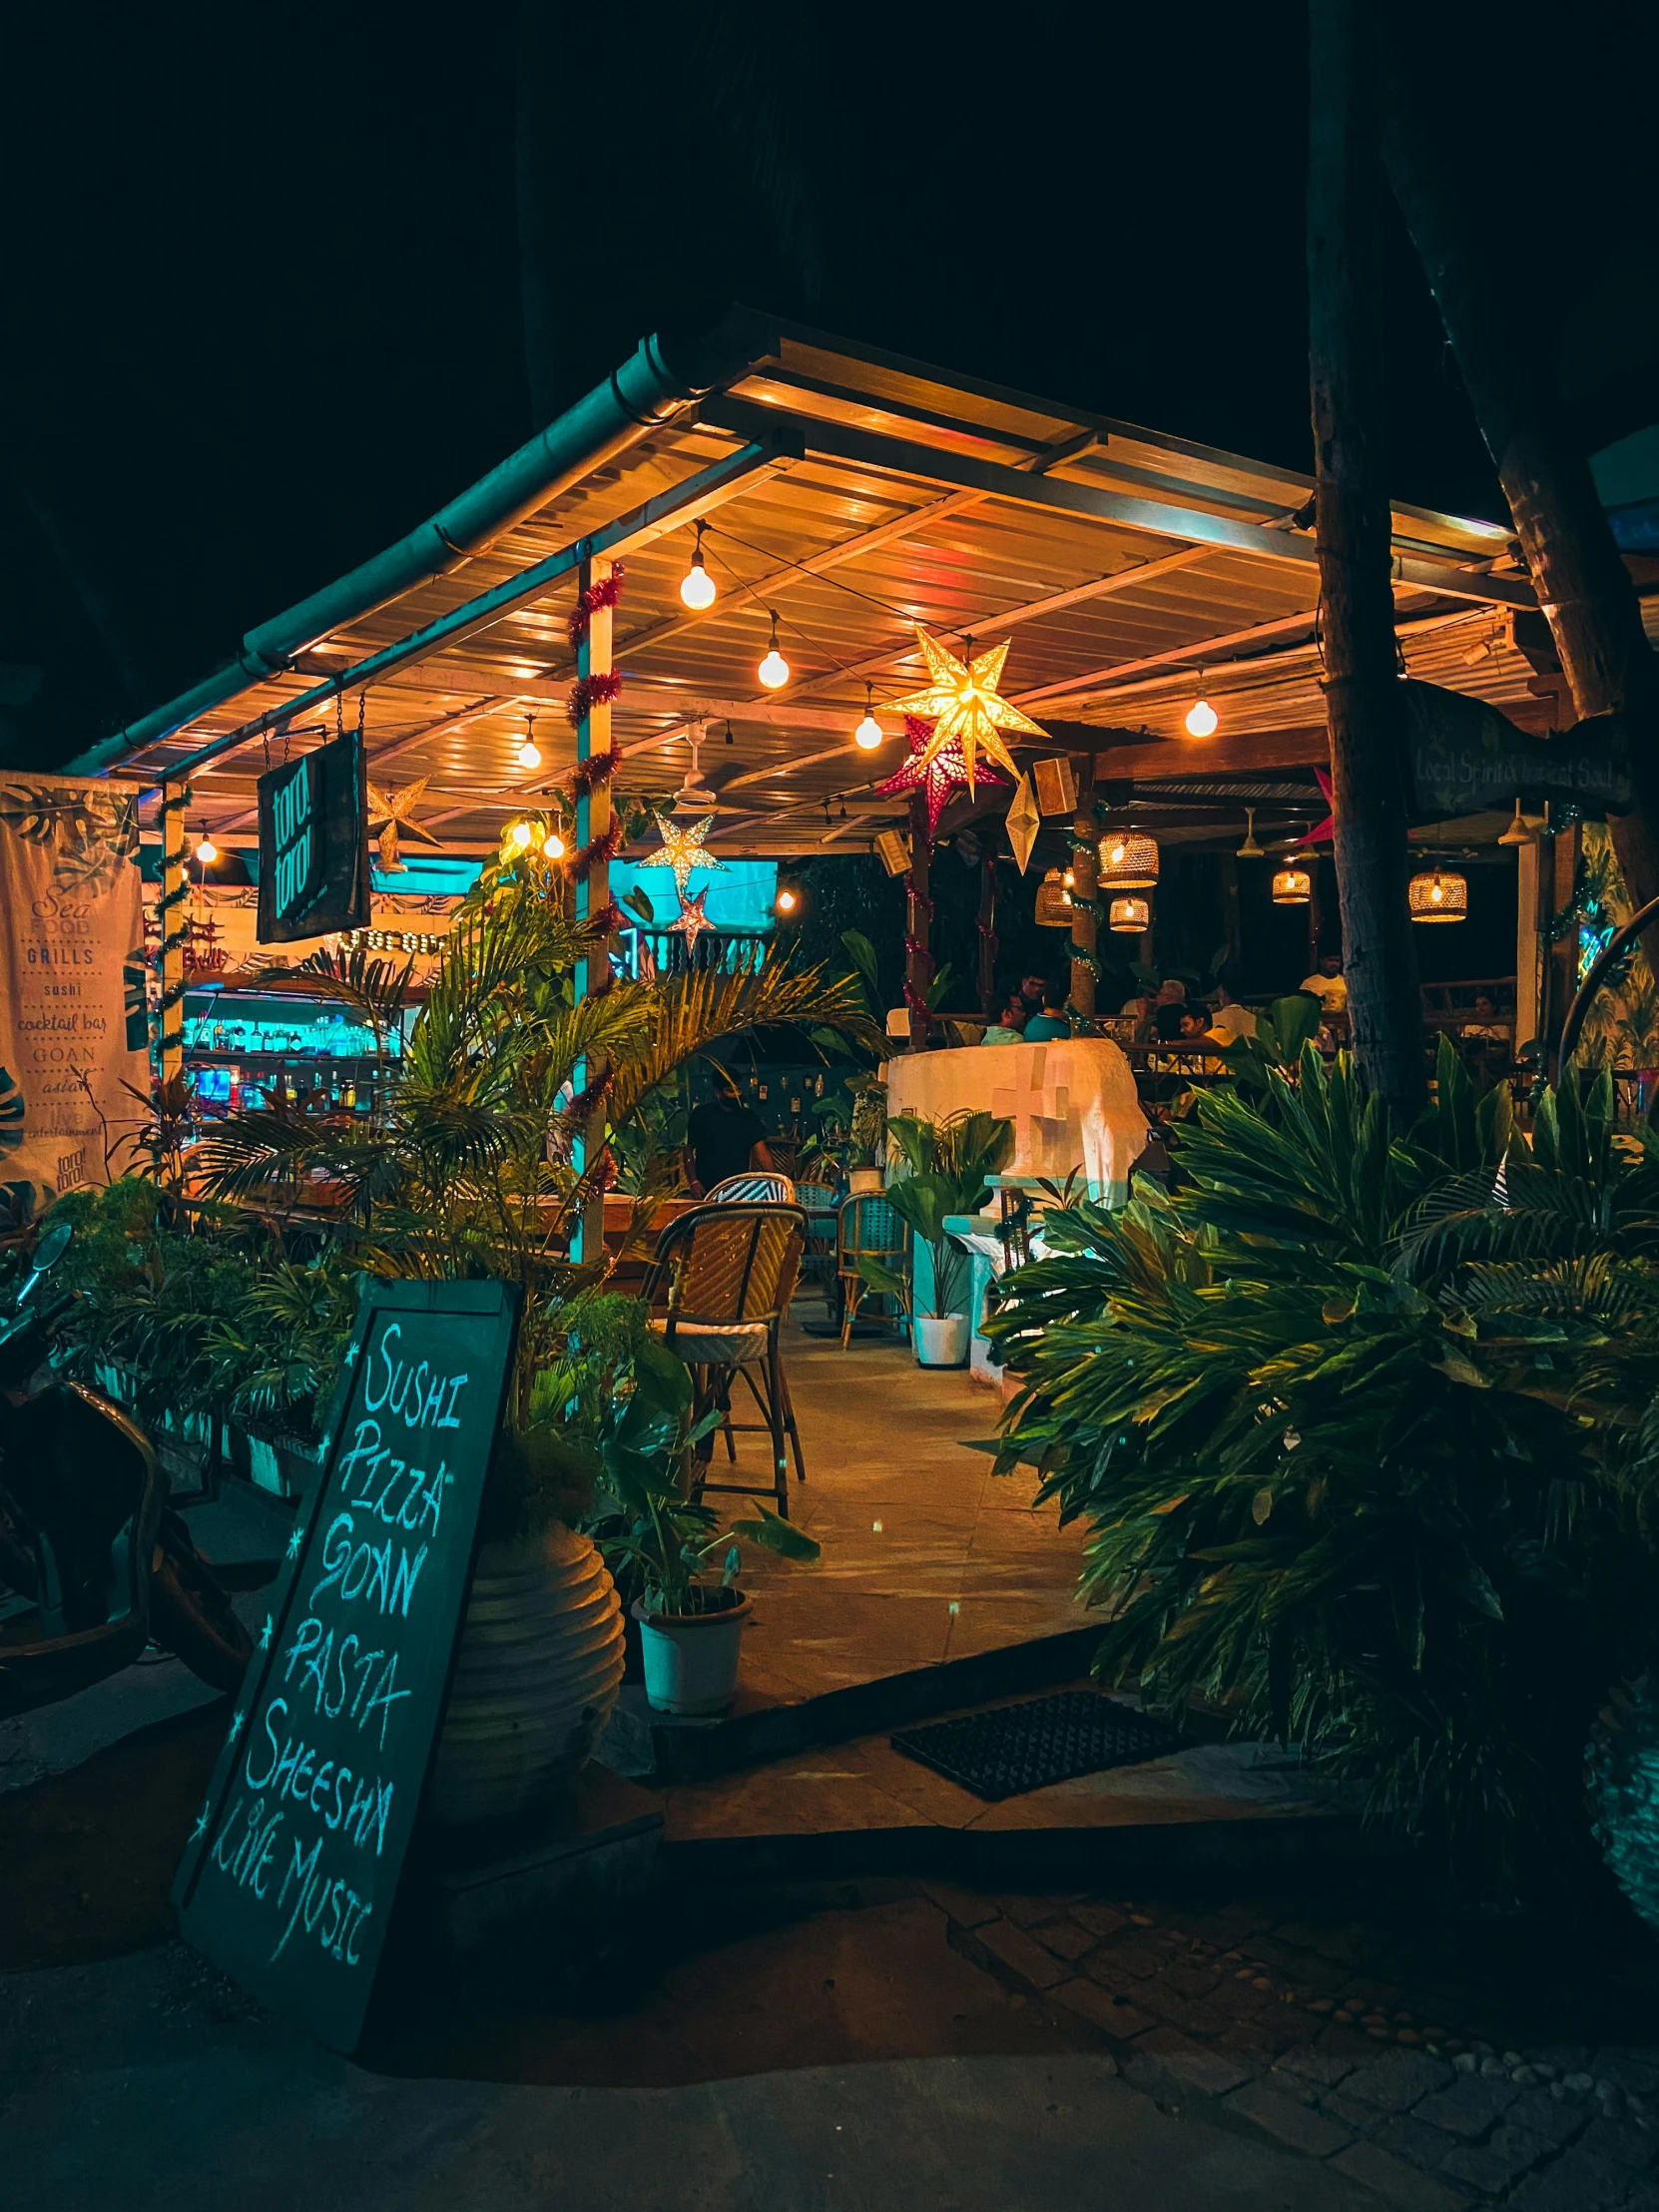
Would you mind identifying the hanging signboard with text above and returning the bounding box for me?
[256,730,370,943]
[173,1278,521,2053]
[0,775,149,1216]
[1402,681,1633,820]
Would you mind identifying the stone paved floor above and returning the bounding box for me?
[731,1321,1086,1703]
[927,1878,1659,2211]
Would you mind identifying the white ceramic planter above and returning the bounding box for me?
[913,1314,971,1368]
[633,1591,753,1716]
[426,1524,626,1826]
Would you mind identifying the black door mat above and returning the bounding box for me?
[890,1690,1183,1801]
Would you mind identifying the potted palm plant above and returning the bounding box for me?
[859,1110,1012,1368]
[586,1335,820,1714]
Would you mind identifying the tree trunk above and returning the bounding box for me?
[513,0,563,431]
[1309,0,1426,1119]
[1381,53,1659,931]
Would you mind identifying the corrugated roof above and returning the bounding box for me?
[95,311,1625,858]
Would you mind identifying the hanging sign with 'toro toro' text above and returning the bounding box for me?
[256,729,371,943]
[173,1279,521,2052]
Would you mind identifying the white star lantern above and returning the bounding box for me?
[652,812,727,895]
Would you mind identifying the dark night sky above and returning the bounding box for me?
[1,1,1653,765]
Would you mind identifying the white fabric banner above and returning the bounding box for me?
[0,775,150,1215]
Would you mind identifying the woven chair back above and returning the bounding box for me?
[657,1203,808,1326]
[838,1194,906,1263]
[704,1171,797,1205]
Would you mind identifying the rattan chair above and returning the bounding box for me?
[641,1201,809,1514]
[795,1180,840,1303]
[835,1193,909,1349]
[704,1171,797,1204]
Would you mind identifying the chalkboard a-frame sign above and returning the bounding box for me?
[173,1278,521,2053]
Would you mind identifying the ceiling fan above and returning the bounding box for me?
[1236,807,1265,858]
[670,721,721,818]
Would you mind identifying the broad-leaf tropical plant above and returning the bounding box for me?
[985,1040,1659,1893]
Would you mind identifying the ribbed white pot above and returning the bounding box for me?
[913,1314,971,1368]
[426,1524,626,1826]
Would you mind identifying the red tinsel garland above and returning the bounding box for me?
[584,898,626,937]
[567,671,623,729]
[568,564,625,648]
[565,817,625,884]
[569,750,619,797]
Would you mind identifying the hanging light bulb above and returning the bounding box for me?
[516,712,542,772]
[541,828,566,860]
[194,824,219,866]
[510,820,533,850]
[776,887,799,914]
[680,520,717,611]
[1184,685,1219,738]
[758,611,790,690]
[854,682,883,749]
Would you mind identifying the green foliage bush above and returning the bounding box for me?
[986,1041,1659,1895]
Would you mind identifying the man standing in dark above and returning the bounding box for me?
[684,1068,775,1197]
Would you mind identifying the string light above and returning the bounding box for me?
[510,820,533,850]
[758,611,791,690]
[541,828,566,860]
[516,712,542,772]
[854,683,883,749]
[679,520,717,611]
[194,825,219,865]
[776,887,799,914]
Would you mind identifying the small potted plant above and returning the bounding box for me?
[845,1074,888,1195]
[587,1339,820,1715]
[858,1110,1012,1369]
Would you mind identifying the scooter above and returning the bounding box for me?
[0,1220,254,1719]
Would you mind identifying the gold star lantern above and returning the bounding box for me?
[366,779,441,873]
[890,628,1048,795]
[652,811,728,895]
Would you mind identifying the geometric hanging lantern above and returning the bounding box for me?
[1034,867,1074,925]
[1098,829,1160,890]
[1408,865,1468,923]
[1271,862,1313,905]
[1108,894,1152,933]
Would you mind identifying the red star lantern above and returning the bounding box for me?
[1303,769,1335,845]
[668,886,715,952]
[874,716,1008,840]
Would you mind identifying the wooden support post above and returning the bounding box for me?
[571,556,616,1266]
[1067,762,1099,1025]
[904,791,934,1050]
[977,854,1000,1020]
[157,784,190,1086]
[1309,0,1424,1119]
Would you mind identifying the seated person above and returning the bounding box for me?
[1460,992,1510,1041]
[1301,951,1347,1011]
[1023,984,1072,1041]
[1209,985,1257,1042]
[683,1069,775,1198]
[980,995,1027,1045]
